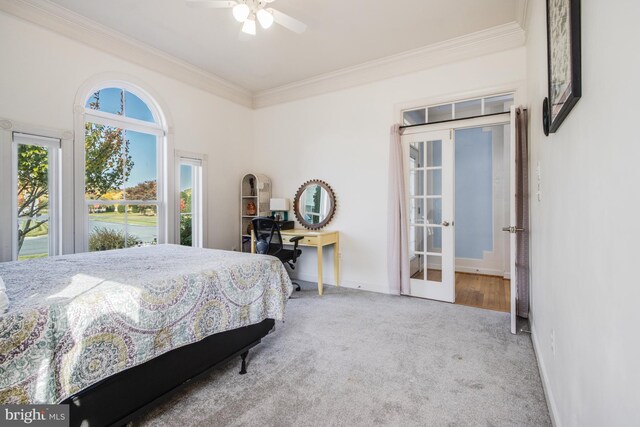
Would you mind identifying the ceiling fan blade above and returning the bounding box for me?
[186,0,237,8]
[269,8,307,34]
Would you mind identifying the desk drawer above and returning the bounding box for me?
[284,235,317,246]
[301,236,317,246]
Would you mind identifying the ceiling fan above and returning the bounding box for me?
[186,0,307,36]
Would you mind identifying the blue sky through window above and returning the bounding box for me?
[87,87,122,115]
[86,88,155,123]
[125,130,157,195]
[125,91,155,122]
[180,165,193,191]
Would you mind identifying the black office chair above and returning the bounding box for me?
[252,217,303,291]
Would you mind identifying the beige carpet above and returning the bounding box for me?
[136,282,550,426]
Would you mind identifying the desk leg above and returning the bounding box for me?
[334,237,340,287]
[317,245,324,296]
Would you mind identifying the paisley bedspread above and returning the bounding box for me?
[0,245,293,404]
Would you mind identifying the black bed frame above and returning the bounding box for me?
[61,319,276,427]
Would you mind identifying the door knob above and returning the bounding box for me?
[442,221,450,227]
[502,226,525,233]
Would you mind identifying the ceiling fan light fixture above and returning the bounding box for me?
[257,8,274,29]
[232,3,250,22]
[242,15,257,35]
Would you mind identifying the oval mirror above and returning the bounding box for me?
[293,180,336,230]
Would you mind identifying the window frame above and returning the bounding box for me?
[11,133,62,260]
[0,119,73,263]
[76,82,169,252]
[175,151,207,248]
[401,92,516,126]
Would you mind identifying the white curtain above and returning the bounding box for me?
[387,124,410,295]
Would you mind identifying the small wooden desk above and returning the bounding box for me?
[252,229,340,296]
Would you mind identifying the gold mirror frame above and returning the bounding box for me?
[293,180,336,230]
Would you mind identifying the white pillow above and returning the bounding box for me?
[0,276,8,313]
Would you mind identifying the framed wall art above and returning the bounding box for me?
[543,0,582,135]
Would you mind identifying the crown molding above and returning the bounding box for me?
[1,0,526,110]
[0,0,254,108]
[517,0,530,32]
[253,22,526,109]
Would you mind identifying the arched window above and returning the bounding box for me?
[82,85,166,251]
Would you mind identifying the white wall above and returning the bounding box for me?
[252,48,527,293]
[525,1,640,426]
[0,11,253,252]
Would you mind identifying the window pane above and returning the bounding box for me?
[125,91,155,123]
[125,130,157,201]
[410,198,424,225]
[403,109,426,126]
[410,254,424,278]
[409,170,424,198]
[409,141,424,168]
[180,214,193,247]
[454,99,482,119]
[484,94,514,114]
[17,218,49,260]
[180,163,194,247]
[88,204,127,251]
[85,123,126,201]
[127,204,158,247]
[426,255,443,282]
[180,164,193,214]
[412,226,425,253]
[427,227,442,254]
[426,197,442,225]
[85,88,123,115]
[410,254,442,281]
[426,140,442,167]
[88,204,158,251]
[17,144,50,259]
[428,104,452,123]
[426,169,442,196]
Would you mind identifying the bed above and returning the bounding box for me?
[0,244,293,426]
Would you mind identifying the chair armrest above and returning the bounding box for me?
[289,235,303,262]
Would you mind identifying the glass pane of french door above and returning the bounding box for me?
[408,140,443,283]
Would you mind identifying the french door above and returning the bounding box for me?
[402,110,522,333]
[403,129,455,302]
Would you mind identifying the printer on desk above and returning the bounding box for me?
[275,220,294,230]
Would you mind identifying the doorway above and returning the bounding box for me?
[403,119,512,312]
[453,124,510,312]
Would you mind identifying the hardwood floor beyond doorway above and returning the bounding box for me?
[455,272,510,313]
[409,270,510,313]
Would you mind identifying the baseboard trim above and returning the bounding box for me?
[454,265,506,277]
[290,273,389,295]
[530,319,561,427]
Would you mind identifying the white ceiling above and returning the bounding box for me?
[47,0,522,92]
